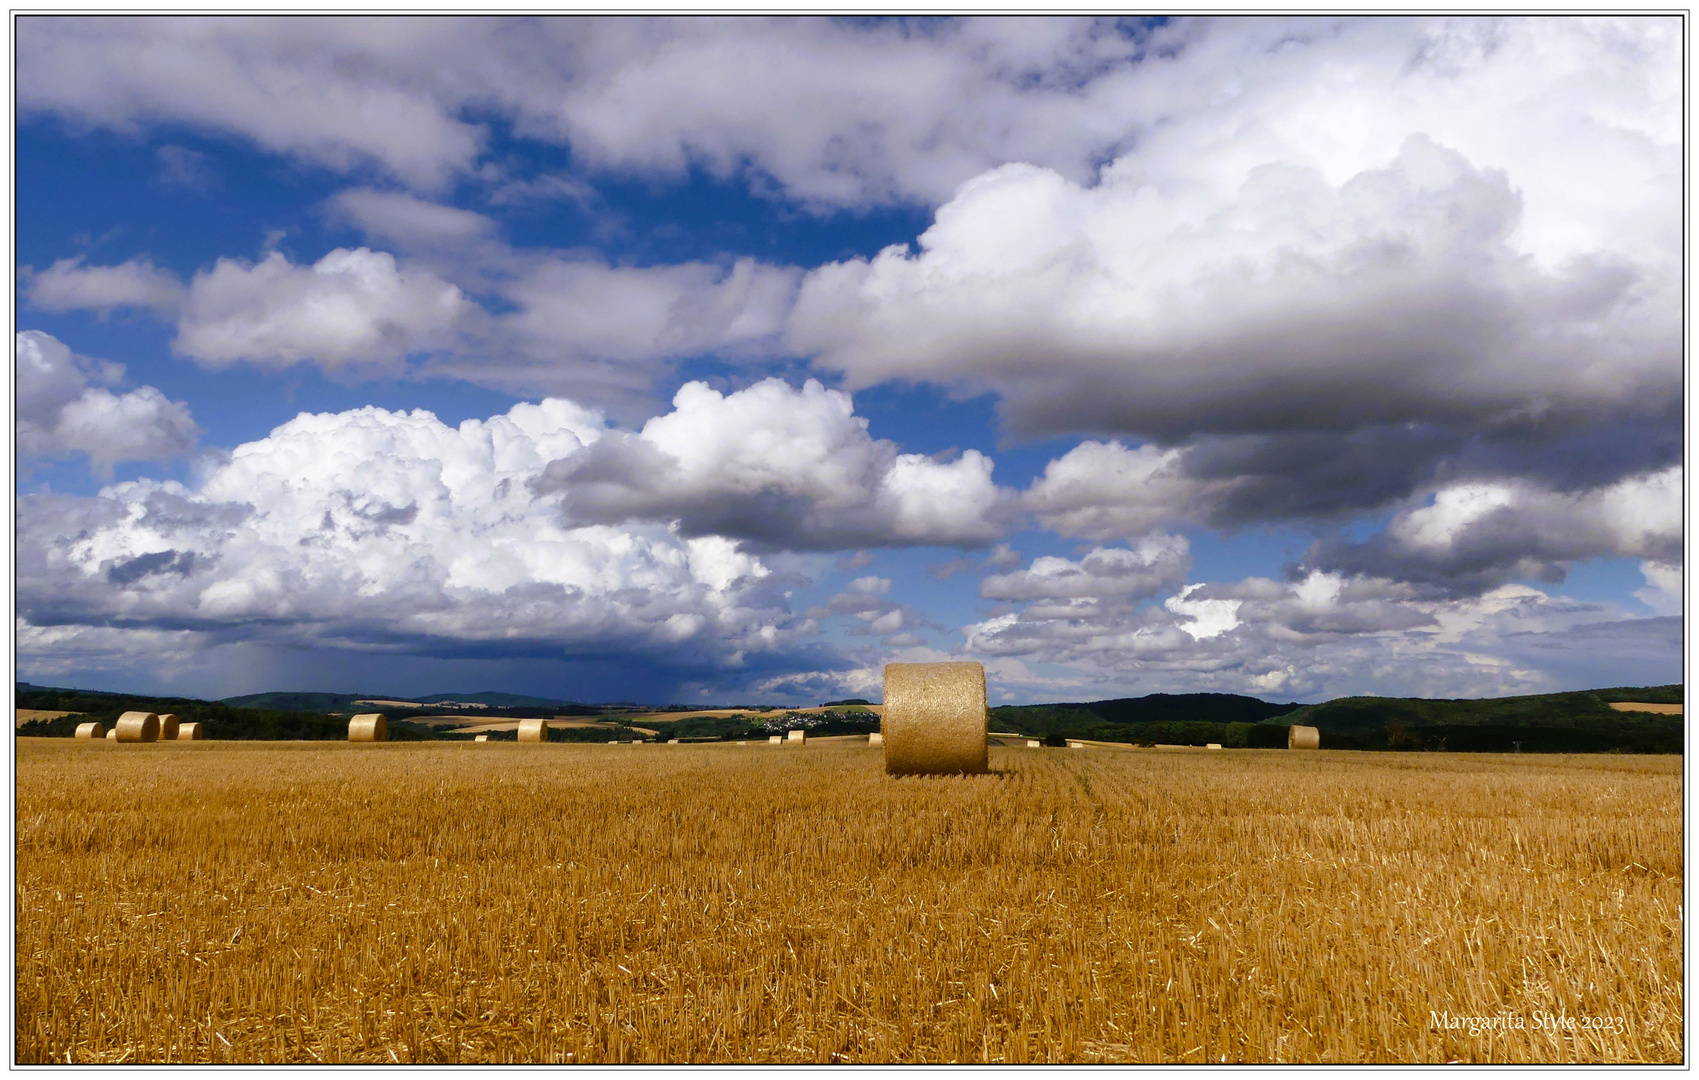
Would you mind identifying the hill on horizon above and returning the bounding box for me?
[220,689,577,711]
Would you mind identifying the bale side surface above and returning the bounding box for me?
[882,661,988,776]
[176,722,204,740]
[73,722,105,740]
[348,714,388,743]
[516,718,549,743]
[114,712,160,743]
[1289,725,1321,750]
[156,714,180,741]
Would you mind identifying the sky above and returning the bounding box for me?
[12,15,1684,705]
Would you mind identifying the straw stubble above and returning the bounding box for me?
[14,743,1680,1065]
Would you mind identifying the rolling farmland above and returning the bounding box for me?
[15,739,1681,1064]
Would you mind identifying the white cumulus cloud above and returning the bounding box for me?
[541,377,1009,549]
[17,395,801,671]
[25,256,186,315]
[174,246,472,371]
[16,330,198,475]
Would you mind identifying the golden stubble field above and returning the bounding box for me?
[14,740,1682,1064]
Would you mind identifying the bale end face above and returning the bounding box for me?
[516,718,549,743]
[176,722,204,740]
[114,711,160,743]
[1289,725,1321,750]
[348,713,388,742]
[882,661,989,776]
[74,721,106,740]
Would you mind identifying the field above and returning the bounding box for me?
[15,740,1682,1064]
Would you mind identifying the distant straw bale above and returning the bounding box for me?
[474,734,489,742]
[73,722,105,740]
[1207,743,1223,750]
[114,712,159,743]
[868,732,883,746]
[176,722,204,741]
[668,739,680,744]
[105,729,116,741]
[882,661,988,776]
[1067,740,1086,750]
[516,719,549,743]
[348,714,388,742]
[1289,725,1321,750]
[769,735,783,744]
[786,730,806,744]
[156,714,180,741]
[1026,740,1041,748]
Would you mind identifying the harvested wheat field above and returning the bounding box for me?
[15,740,1681,1064]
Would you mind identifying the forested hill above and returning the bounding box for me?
[993,685,1682,753]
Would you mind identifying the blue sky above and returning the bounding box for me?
[14,15,1682,704]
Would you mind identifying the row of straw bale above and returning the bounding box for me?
[77,712,203,743]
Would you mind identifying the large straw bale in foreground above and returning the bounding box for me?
[1289,725,1321,750]
[156,714,180,741]
[73,722,105,740]
[348,714,388,742]
[517,719,549,743]
[882,661,988,776]
[176,722,203,740]
[113,712,159,743]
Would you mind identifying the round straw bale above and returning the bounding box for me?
[882,661,988,776]
[1026,739,1041,748]
[155,713,180,740]
[768,734,783,744]
[786,730,806,744]
[474,734,489,742]
[1067,740,1086,750]
[348,713,388,742]
[867,732,883,746]
[1288,725,1320,750]
[106,729,117,741]
[517,718,549,743]
[1206,742,1223,750]
[668,738,680,744]
[114,711,160,742]
[74,721,105,740]
[176,722,204,740]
